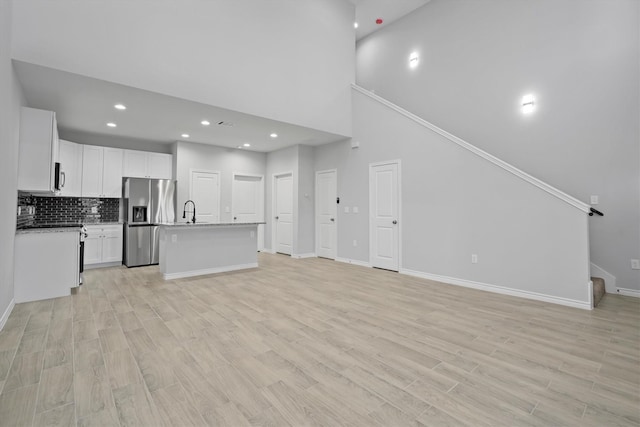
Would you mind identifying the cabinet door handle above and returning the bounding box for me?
[330,218,335,222]
[392,220,398,225]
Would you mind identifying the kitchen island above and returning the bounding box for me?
[158,222,262,280]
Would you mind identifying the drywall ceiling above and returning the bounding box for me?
[348,0,430,40]
[14,61,346,153]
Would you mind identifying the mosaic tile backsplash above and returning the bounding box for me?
[17,192,120,229]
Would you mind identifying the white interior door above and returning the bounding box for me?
[316,169,337,259]
[370,161,400,271]
[190,170,220,223]
[274,173,293,255]
[233,174,265,251]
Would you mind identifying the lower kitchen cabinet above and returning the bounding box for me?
[85,224,123,268]
[14,230,80,303]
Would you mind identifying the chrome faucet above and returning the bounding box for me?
[183,200,196,224]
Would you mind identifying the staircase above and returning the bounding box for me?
[592,277,606,307]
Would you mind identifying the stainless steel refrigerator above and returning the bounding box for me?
[123,178,176,267]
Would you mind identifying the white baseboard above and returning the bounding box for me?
[0,299,16,331]
[292,253,316,259]
[261,248,276,254]
[162,263,258,280]
[400,268,593,310]
[590,262,617,293]
[336,257,372,268]
[616,287,640,298]
[86,261,122,270]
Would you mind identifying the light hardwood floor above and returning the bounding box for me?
[0,253,638,426]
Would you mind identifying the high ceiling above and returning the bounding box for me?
[349,0,430,41]
[14,1,429,153]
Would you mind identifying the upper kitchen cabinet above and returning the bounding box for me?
[123,150,172,179]
[82,145,123,198]
[18,107,60,193]
[58,140,83,197]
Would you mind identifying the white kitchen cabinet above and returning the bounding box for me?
[82,145,123,198]
[123,150,172,179]
[85,224,123,267]
[58,139,83,197]
[14,230,80,303]
[18,107,60,193]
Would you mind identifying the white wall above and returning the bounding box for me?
[11,0,355,138]
[315,89,591,306]
[0,0,25,326]
[297,145,316,255]
[356,0,640,290]
[174,141,266,224]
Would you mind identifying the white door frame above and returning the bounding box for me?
[315,169,337,260]
[369,160,402,271]
[272,171,294,255]
[189,169,221,223]
[232,172,265,251]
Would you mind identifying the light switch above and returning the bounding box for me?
[225,206,231,213]
[171,234,177,243]
[91,206,98,214]
[344,207,350,213]
[353,206,359,214]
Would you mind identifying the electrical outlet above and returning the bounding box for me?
[225,206,230,213]
[631,259,640,270]
[17,206,21,215]
[91,206,98,214]
[353,206,359,214]
[353,240,358,247]
[344,207,350,213]
[471,254,478,264]
[171,234,177,243]
[590,195,599,205]
[250,230,255,238]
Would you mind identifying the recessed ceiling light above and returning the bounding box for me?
[270,133,278,138]
[114,104,126,110]
[201,120,210,126]
[107,122,117,128]
[243,143,251,147]
[181,133,190,138]
[354,22,359,29]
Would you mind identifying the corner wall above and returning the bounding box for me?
[0,0,25,326]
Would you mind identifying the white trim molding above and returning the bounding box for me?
[590,262,617,293]
[352,84,591,214]
[400,268,593,310]
[616,288,640,298]
[336,257,372,268]
[162,263,258,280]
[0,299,16,331]
[292,253,316,259]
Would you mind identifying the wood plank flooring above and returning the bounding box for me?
[0,253,638,426]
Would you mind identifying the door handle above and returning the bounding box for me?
[392,220,398,225]
[233,216,237,220]
[330,218,335,222]
[275,216,279,220]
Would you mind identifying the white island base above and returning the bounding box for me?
[159,223,260,280]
